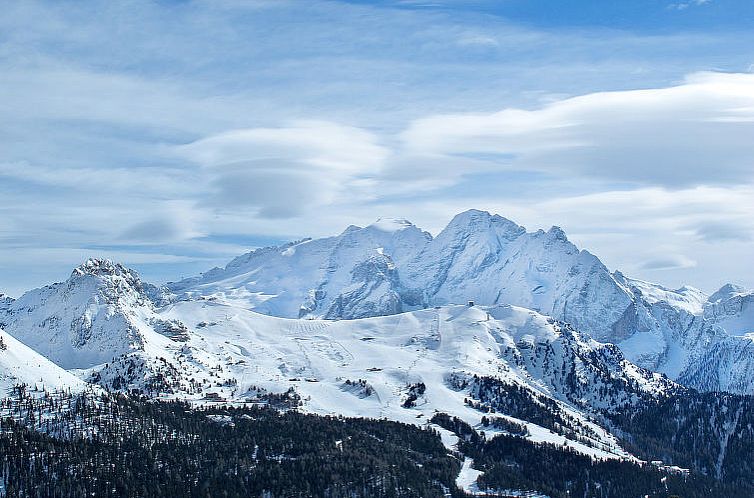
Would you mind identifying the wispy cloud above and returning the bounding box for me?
[177,121,389,218]
[640,255,697,271]
[691,221,752,242]
[668,0,712,11]
[1,0,753,295]
[401,72,754,187]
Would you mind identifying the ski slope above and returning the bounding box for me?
[154,300,665,460]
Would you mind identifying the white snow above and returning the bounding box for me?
[140,301,652,459]
[456,458,484,494]
[0,329,85,393]
[369,217,415,233]
[0,210,752,480]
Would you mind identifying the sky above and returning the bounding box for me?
[1,0,754,296]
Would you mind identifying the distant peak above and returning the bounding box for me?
[547,226,568,242]
[709,283,750,303]
[72,258,138,280]
[458,208,490,217]
[369,218,415,232]
[444,209,525,239]
[449,209,493,223]
[676,285,703,294]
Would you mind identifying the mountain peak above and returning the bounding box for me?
[72,258,135,279]
[68,258,164,305]
[709,283,750,303]
[547,226,568,242]
[444,209,525,237]
[448,208,493,225]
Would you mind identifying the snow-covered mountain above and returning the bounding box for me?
[0,259,197,392]
[673,284,754,392]
[0,255,685,461]
[0,259,158,368]
[169,209,754,394]
[170,217,431,319]
[0,210,750,446]
[0,213,751,496]
[704,283,754,336]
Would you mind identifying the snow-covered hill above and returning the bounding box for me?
[154,300,680,459]
[169,209,754,394]
[0,211,750,494]
[0,328,85,393]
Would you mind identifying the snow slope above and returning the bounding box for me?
[0,328,85,393]
[146,300,677,459]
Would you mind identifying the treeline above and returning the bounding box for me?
[432,413,745,498]
[4,382,754,497]
[609,391,754,486]
[456,371,754,495]
[0,392,462,498]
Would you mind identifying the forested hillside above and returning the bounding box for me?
[0,392,461,498]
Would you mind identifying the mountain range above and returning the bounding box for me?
[0,209,753,495]
[168,209,754,393]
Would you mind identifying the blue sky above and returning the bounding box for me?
[1,0,754,296]
[368,0,754,30]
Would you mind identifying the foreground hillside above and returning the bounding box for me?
[0,329,85,393]
[1,392,746,498]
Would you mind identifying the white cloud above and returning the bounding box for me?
[691,221,752,242]
[402,72,754,187]
[177,121,389,218]
[640,255,697,271]
[457,34,499,48]
[118,201,205,244]
[0,161,193,197]
[668,0,711,11]
[1,0,753,295]
[180,121,387,173]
